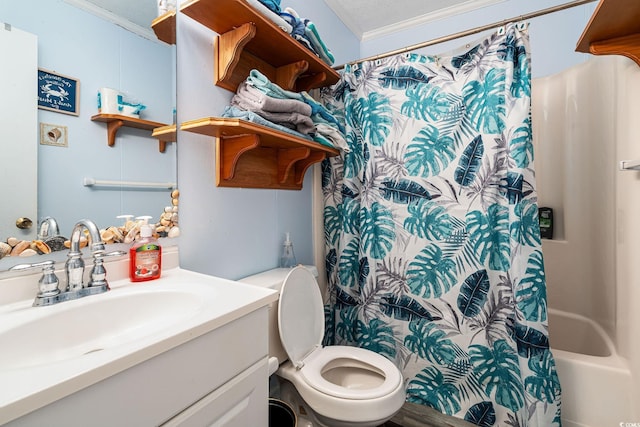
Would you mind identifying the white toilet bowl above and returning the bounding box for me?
[241,265,405,427]
[278,345,405,427]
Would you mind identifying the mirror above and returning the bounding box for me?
[0,0,176,269]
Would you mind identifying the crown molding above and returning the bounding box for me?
[324,0,506,41]
[63,0,158,42]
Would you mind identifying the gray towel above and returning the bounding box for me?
[234,82,312,116]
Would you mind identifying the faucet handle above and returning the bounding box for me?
[10,260,61,299]
[88,250,127,289]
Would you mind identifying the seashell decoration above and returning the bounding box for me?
[0,242,10,259]
[1,188,181,260]
[154,188,179,239]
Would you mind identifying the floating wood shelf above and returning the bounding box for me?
[181,117,339,190]
[180,0,340,92]
[91,114,172,153]
[151,10,176,45]
[576,0,640,66]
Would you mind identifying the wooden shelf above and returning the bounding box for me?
[151,10,176,45]
[181,117,339,190]
[576,0,640,66]
[180,0,340,92]
[91,114,172,153]
[152,124,177,153]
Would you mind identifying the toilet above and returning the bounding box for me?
[240,265,405,427]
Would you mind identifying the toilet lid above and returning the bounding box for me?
[278,266,325,368]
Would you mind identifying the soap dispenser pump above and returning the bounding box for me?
[280,232,297,268]
[129,216,162,282]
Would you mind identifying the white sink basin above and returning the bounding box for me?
[0,267,277,425]
[0,288,203,371]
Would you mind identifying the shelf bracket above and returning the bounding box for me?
[294,151,326,185]
[215,23,257,92]
[274,61,309,91]
[589,33,640,67]
[296,72,328,93]
[106,119,125,147]
[217,133,261,181]
[277,147,311,184]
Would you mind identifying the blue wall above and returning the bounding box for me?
[177,0,598,280]
[176,1,360,280]
[1,0,175,235]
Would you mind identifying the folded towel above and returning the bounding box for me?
[304,21,335,65]
[235,82,312,115]
[245,69,346,134]
[245,0,292,33]
[283,8,334,65]
[315,123,349,152]
[231,100,315,135]
[222,106,313,141]
[257,0,281,14]
[279,11,317,55]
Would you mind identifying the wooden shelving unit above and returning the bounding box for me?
[180,0,340,92]
[91,114,172,153]
[576,0,640,66]
[181,117,339,190]
[151,10,176,45]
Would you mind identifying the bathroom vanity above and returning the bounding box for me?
[0,247,278,426]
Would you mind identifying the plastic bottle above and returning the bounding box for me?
[129,218,162,282]
[280,232,297,268]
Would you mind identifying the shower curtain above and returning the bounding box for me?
[321,24,561,426]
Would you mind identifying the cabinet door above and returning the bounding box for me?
[162,358,268,427]
[0,24,37,241]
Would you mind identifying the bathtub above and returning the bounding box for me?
[548,309,633,427]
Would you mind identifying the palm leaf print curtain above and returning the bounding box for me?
[321,24,561,426]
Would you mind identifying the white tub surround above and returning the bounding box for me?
[549,309,632,427]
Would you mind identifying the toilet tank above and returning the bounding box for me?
[239,266,318,365]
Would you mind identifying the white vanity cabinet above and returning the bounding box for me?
[5,306,270,427]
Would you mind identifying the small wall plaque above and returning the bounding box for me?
[37,69,80,116]
[40,123,68,147]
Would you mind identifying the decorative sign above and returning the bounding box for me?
[37,69,80,116]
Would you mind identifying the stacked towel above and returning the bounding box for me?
[222,106,313,141]
[281,8,335,66]
[246,0,291,33]
[243,1,335,66]
[231,81,315,135]
[225,70,347,151]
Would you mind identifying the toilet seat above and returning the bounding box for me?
[300,345,402,400]
[278,266,326,368]
[278,267,402,401]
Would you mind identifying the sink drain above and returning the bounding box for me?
[83,348,104,355]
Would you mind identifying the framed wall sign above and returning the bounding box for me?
[37,69,80,116]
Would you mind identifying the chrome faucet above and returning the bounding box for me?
[66,219,106,291]
[37,216,60,240]
[10,219,125,307]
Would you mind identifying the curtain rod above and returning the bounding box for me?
[335,0,597,70]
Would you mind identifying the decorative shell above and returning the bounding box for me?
[7,237,19,247]
[10,240,30,256]
[19,248,38,257]
[33,240,51,255]
[168,226,180,238]
[44,235,66,252]
[0,242,11,259]
[171,189,180,199]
